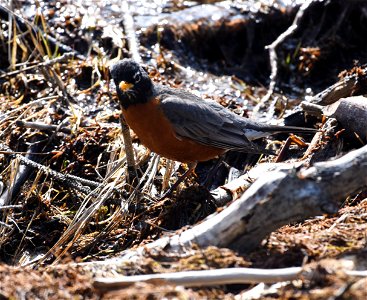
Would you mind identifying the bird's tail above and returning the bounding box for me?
[244,123,318,141]
[264,125,318,134]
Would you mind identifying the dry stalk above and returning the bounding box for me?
[0,5,85,59]
[0,53,77,79]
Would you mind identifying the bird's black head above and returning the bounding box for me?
[110,59,153,109]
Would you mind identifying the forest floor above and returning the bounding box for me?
[0,0,366,299]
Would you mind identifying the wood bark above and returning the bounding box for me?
[310,66,367,106]
[323,96,367,141]
[303,96,367,142]
[77,144,367,272]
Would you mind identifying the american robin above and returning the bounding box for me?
[110,59,316,194]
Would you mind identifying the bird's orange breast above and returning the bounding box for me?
[122,98,225,163]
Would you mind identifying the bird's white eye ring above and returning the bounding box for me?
[133,73,141,83]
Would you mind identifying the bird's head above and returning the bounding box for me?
[110,59,153,108]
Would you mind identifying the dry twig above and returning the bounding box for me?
[254,0,314,118]
[94,265,367,290]
[94,267,302,290]
[115,0,143,182]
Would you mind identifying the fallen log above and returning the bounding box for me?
[77,144,367,273]
[171,144,366,253]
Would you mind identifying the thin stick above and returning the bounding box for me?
[0,52,76,79]
[160,162,197,199]
[93,267,303,290]
[0,143,100,195]
[275,137,292,163]
[119,114,137,183]
[0,220,12,228]
[254,0,314,117]
[121,0,142,64]
[0,205,22,209]
[117,0,143,181]
[15,120,72,134]
[142,154,160,194]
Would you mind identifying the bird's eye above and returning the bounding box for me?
[133,73,141,83]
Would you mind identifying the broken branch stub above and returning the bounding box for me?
[322,96,367,141]
[303,96,367,142]
[311,67,367,106]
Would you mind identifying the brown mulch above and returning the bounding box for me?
[0,264,96,299]
[1,199,366,299]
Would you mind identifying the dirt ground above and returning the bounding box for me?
[1,199,367,299]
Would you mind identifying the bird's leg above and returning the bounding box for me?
[202,156,225,189]
[160,162,197,199]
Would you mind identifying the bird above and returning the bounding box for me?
[110,58,316,196]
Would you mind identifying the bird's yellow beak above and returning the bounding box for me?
[119,81,134,91]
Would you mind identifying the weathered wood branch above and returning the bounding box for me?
[310,67,367,106]
[77,144,367,273]
[302,96,367,142]
[210,162,300,206]
[322,96,367,141]
[183,144,366,253]
[93,265,367,290]
[94,267,302,290]
[15,120,72,134]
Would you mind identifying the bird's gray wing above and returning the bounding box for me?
[159,93,270,154]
